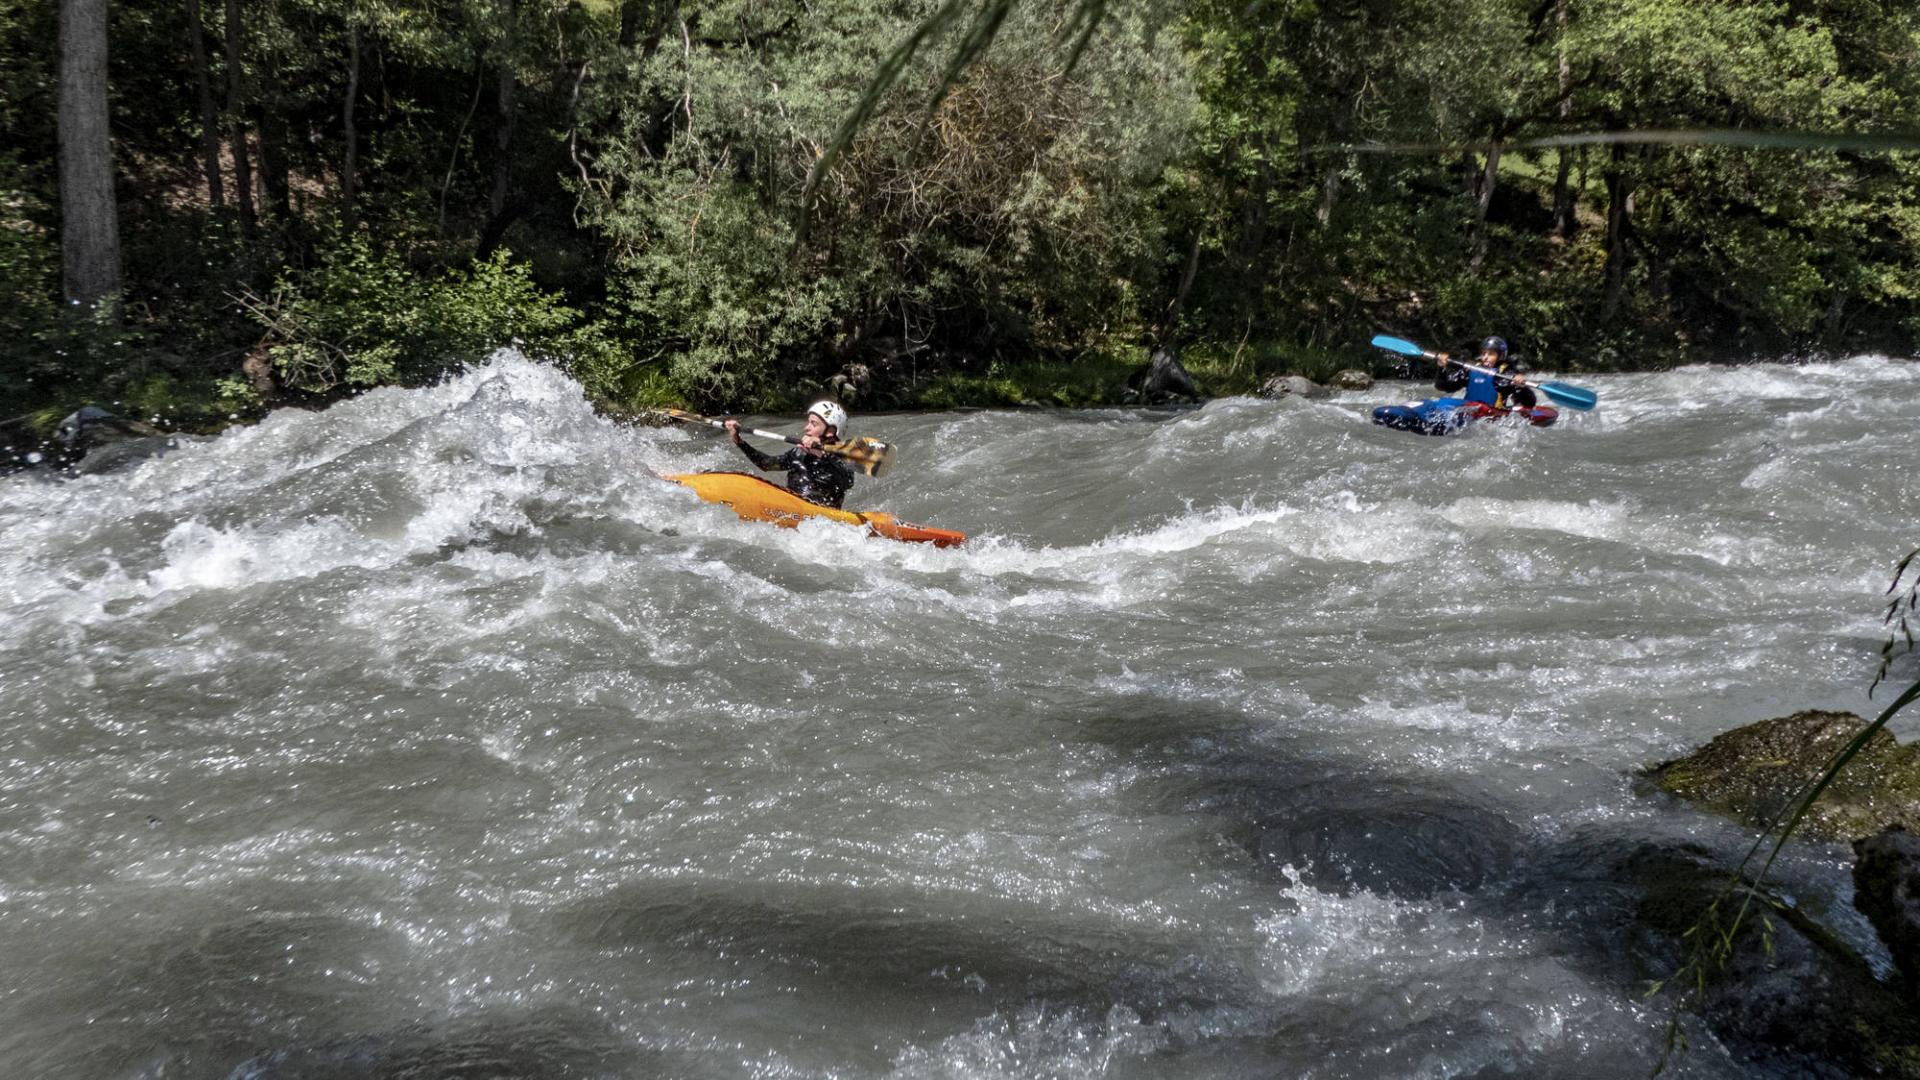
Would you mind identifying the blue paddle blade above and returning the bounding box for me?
[1537,381,1597,410]
[1370,334,1428,357]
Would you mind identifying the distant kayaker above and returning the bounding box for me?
[723,400,856,509]
[1434,336,1537,410]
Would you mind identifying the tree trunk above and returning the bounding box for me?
[1602,144,1633,321]
[1470,138,1502,271]
[223,0,255,227]
[1552,152,1575,239]
[246,27,290,220]
[185,0,224,208]
[57,0,121,306]
[479,0,517,257]
[1551,0,1575,238]
[1317,86,1352,226]
[341,22,360,229]
[1161,232,1203,342]
[252,99,291,219]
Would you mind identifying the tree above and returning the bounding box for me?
[56,0,119,306]
[185,0,225,208]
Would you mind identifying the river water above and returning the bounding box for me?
[2,354,1915,1079]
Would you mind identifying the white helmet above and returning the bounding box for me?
[807,399,848,433]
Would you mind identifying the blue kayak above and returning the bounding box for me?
[1372,397,1559,436]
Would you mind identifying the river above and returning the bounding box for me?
[2,353,1915,1078]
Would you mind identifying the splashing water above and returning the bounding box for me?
[1,352,1914,1077]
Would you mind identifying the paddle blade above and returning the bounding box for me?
[829,437,894,478]
[1536,381,1598,411]
[1370,334,1429,358]
[660,407,713,426]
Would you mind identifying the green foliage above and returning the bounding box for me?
[602,180,843,409]
[580,0,1193,406]
[244,240,625,395]
[907,351,1138,408]
[3,0,1918,420]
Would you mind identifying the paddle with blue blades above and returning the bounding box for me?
[1369,334,1598,410]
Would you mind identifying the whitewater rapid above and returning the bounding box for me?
[1,353,1914,1078]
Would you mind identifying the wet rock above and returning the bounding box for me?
[828,362,871,406]
[1647,709,1920,842]
[57,404,161,450]
[1325,368,1374,391]
[1855,827,1920,996]
[71,433,208,475]
[1624,843,1920,1077]
[48,405,207,474]
[1126,347,1197,404]
[1255,374,1327,400]
[1504,835,1920,1077]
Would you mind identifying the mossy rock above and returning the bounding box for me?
[1648,710,1920,843]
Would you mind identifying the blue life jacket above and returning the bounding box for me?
[1464,369,1499,405]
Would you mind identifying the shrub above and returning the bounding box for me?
[243,239,628,395]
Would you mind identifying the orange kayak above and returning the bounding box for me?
[665,472,966,548]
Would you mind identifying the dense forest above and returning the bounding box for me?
[5,0,1919,424]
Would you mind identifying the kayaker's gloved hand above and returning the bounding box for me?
[723,419,744,444]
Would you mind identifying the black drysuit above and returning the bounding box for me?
[736,442,856,508]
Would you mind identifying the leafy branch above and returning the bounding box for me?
[1872,547,1920,698]
[795,0,1109,248]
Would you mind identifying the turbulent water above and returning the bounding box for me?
[3,354,1916,1079]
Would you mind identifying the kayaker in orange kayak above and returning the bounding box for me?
[723,400,856,509]
[1432,336,1538,410]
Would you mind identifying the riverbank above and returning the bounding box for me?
[14,330,1915,475]
[0,337,1363,460]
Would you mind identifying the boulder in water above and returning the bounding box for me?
[56,405,161,450]
[1647,709,1920,842]
[828,362,872,406]
[52,406,202,474]
[71,433,206,475]
[1501,833,1920,1074]
[1126,347,1198,404]
[1855,826,1920,997]
[1623,843,1920,1076]
[1325,368,1374,391]
[1255,374,1327,400]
